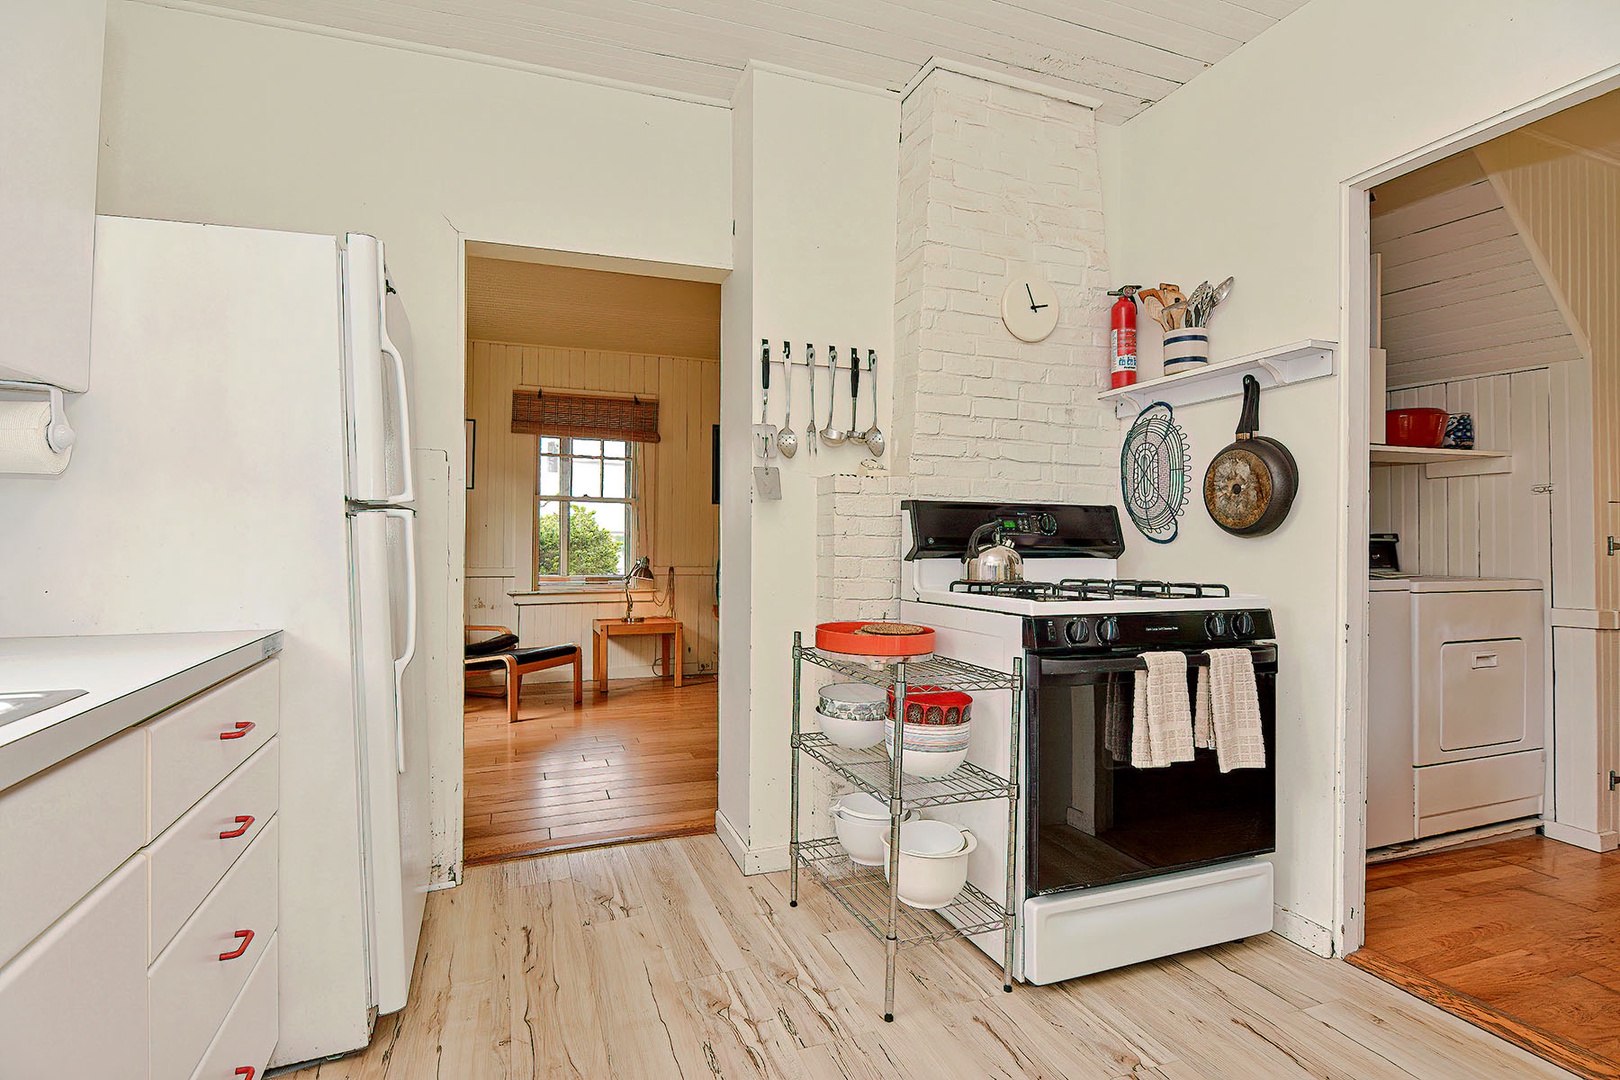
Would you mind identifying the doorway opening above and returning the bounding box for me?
[461,248,721,865]
[1345,88,1620,1077]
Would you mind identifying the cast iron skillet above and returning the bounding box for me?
[1204,374,1298,537]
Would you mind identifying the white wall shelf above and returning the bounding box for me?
[1099,340,1337,419]
[1369,444,1512,478]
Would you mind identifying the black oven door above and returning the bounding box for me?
[1026,645,1277,897]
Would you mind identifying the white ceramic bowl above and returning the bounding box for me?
[881,828,977,909]
[832,806,917,866]
[818,681,890,721]
[883,727,970,778]
[817,709,886,750]
[832,791,889,821]
[896,817,967,856]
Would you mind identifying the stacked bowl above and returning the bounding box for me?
[816,682,890,749]
[883,685,972,778]
[830,792,916,865]
[879,819,977,909]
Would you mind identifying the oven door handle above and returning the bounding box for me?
[1036,644,1277,676]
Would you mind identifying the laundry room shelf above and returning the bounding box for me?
[796,734,1015,807]
[795,839,1009,947]
[788,631,1021,1023]
[1369,444,1511,478]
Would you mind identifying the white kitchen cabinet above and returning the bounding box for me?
[0,855,150,1080]
[0,0,105,391]
[0,655,280,1080]
[0,723,145,968]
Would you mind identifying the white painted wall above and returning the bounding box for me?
[718,67,899,871]
[1107,0,1620,953]
[97,2,732,895]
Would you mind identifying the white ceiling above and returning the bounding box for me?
[171,0,1308,122]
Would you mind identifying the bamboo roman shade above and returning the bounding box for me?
[511,388,660,443]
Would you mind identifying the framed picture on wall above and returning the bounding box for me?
[466,419,476,490]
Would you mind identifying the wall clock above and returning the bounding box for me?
[1000,275,1059,342]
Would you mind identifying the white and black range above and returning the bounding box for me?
[898,500,1277,984]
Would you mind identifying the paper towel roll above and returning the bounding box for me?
[0,401,72,476]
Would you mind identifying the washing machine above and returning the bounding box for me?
[1366,576,1547,847]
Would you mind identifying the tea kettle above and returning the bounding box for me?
[964,512,1057,582]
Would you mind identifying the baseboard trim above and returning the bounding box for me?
[714,811,791,875]
[1543,820,1620,852]
[1273,906,1334,957]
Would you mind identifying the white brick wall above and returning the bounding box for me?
[820,67,1117,617]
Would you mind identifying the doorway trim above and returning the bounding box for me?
[1334,63,1620,957]
[448,234,731,882]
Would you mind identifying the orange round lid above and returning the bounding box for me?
[815,621,936,657]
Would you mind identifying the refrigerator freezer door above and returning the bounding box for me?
[342,234,415,505]
[348,506,426,1017]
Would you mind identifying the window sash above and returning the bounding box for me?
[535,437,636,583]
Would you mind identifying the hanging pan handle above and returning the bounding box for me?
[1236,374,1261,441]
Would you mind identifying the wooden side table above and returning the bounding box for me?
[592,617,684,693]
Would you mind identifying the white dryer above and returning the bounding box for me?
[1408,577,1546,838]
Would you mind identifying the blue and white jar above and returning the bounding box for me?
[1443,413,1475,449]
[1163,328,1210,375]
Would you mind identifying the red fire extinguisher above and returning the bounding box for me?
[1107,285,1142,389]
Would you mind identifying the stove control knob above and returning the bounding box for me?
[1232,612,1256,638]
[1064,618,1090,645]
[1204,613,1228,640]
[1096,617,1121,644]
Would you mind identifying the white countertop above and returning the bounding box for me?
[0,630,282,791]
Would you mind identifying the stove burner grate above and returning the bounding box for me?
[947,577,1232,601]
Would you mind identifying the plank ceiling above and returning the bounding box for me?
[173,0,1308,122]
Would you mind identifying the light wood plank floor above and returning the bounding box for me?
[1352,835,1620,1080]
[463,675,718,865]
[283,834,1577,1079]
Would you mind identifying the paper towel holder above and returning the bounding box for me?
[0,380,77,454]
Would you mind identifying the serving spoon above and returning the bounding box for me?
[820,346,848,446]
[776,341,798,458]
[860,350,885,456]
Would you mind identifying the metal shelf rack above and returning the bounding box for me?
[788,631,1023,1022]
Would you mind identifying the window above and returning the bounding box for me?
[536,437,633,581]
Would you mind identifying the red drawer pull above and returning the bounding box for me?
[219,815,254,840]
[219,721,255,741]
[235,1070,256,1080]
[218,929,254,961]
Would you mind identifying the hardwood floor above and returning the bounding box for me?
[284,833,1576,1079]
[1352,835,1620,1080]
[463,675,717,865]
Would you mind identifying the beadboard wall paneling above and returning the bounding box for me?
[177,0,1310,123]
[465,340,719,680]
[1372,172,1582,389]
[1370,369,1552,584]
[466,257,720,360]
[1478,121,1620,841]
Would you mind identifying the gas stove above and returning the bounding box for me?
[895,499,1278,986]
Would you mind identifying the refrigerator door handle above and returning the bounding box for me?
[381,506,418,773]
[379,318,415,505]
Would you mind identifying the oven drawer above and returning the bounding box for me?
[1022,859,1272,984]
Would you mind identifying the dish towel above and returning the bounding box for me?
[1131,652,1195,768]
[1103,674,1130,764]
[1195,648,1267,772]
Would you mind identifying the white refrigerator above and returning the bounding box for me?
[0,215,434,1066]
